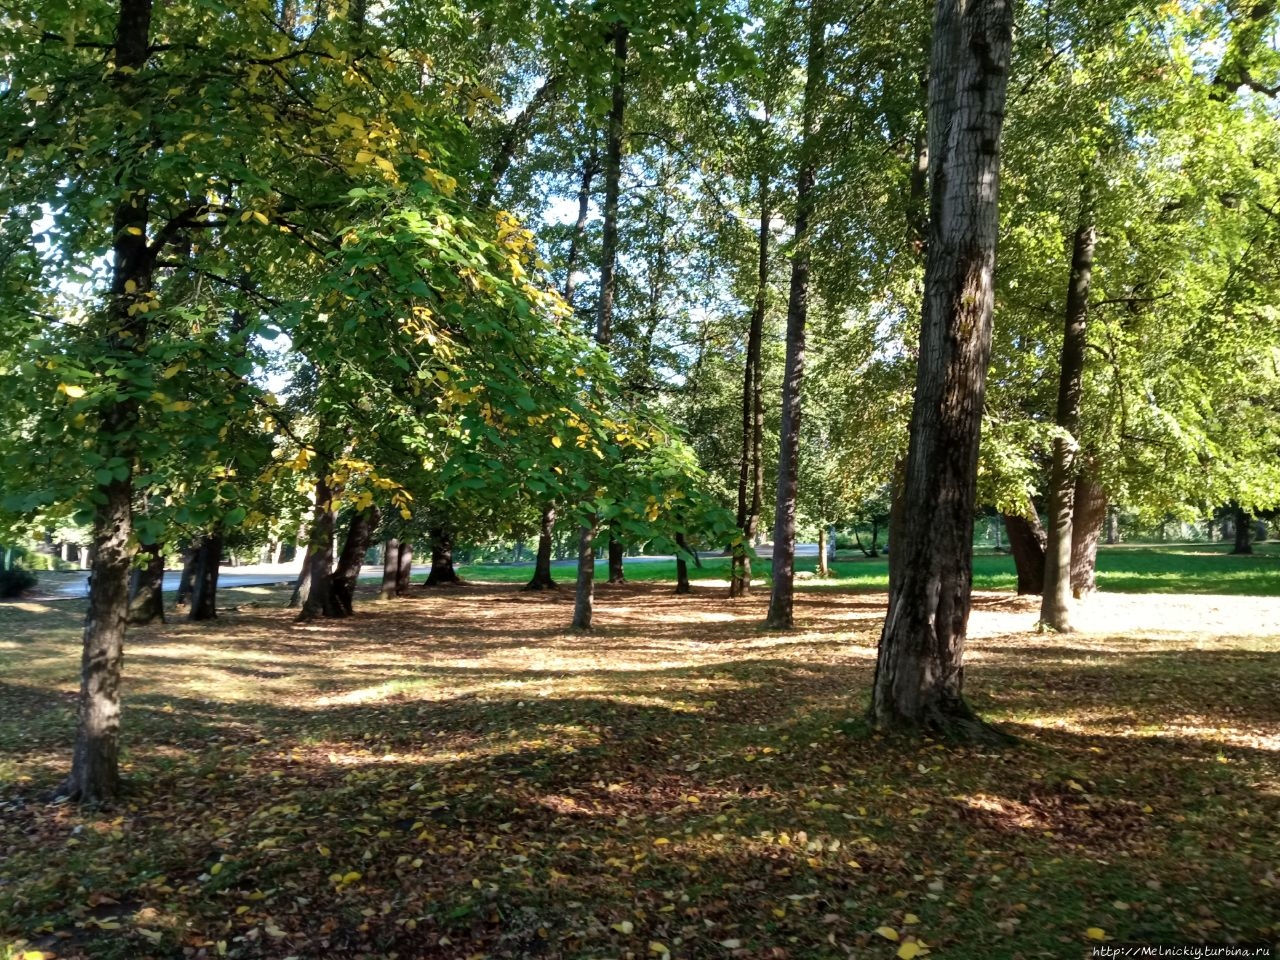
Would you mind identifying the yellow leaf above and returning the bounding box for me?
[125,279,138,293]
[611,920,634,934]
[653,837,670,845]
[1086,928,1107,941]
[355,150,376,165]
[126,226,143,236]
[876,926,900,941]
[210,862,222,875]
[551,436,562,448]
[59,383,86,398]
[897,943,922,960]
[26,86,48,103]
[252,211,269,225]
[342,871,362,884]
[23,952,48,960]
[904,913,920,925]
[649,943,669,957]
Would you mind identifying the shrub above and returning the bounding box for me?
[0,566,38,598]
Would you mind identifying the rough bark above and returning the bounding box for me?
[188,531,223,622]
[731,167,772,598]
[127,544,165,626]
[1040,205,1097,632]
[56,0,156,804]
[765,0,823,630]
[524,505,558,590]
[1231,505,1253,555]
[1003,505,1047,595]
[379,537,399,600]
[299,466,340,620]
[332,507,379,615]
[870,0,1014,739]
[573,23,626,629]
[425,526,462,586]
[396,540,414,596]
[1069,471,1106,599]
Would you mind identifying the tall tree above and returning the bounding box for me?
[869,0,1014,736]
[765,0,825,630]
[574,22,628,628]
[1040,197,1097,632]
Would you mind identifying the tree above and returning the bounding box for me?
[869,0,1014,737]
[765,0,826,630]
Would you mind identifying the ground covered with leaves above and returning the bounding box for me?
[1,578,1278,960]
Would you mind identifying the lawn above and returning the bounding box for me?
[1,570,1277,959]
[460,541,1280,597]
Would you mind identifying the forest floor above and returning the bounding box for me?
[1,578,1277,960]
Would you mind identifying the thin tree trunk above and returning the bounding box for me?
[817,527,830,578]
[299,464,340,620]
[1070,471,1106,599]
[563,151,598,306]
[731,167,772,598]
[1231,505,1253,555]
[573,22,627,630]
[380,537,399,600]
[396,540,414,595]
[675,531,691,594]
[332,506,379,615]
[425,526,462,586]
[765,0,823,630]
[869,0,1014,738]
[57,0,155,804]
[525,505,558,590]
[1106,505,1119,544]
[127,543,165,625]
[1040,204,1097,632]
[189,530,223,621]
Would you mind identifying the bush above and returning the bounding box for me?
[0,566,38,598]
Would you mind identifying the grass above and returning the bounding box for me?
[460,541,1280,596]
[1,571,1277,960]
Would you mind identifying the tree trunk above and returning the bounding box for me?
[675,531,692,594]
[1003,506,1046,595]
[817,527,830,578]
[869,0,1014,738]
[425,526,462,586]
[288,544,314,609]
[562,151,598,305]
[1105,505,1119,544]
[887,458,907,590]
[607,534,626,584]
[573,22,626,629]
[572,522,596,629]
[175,544,197,608]
[299,466,340,620]
[332,506,379,615]
[1040,203,1097,632]
[1070,471,1106,599]
[731,166,772,598]
[380,537,399,600]
[188,530,223,621]
[765,0,823,630]
[127,543,165,626]
[57,0,155,804]
[1231,505,1253,555]
[525,505,558,590]
[396,540,414,595]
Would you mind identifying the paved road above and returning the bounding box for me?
[39,543,822,599]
